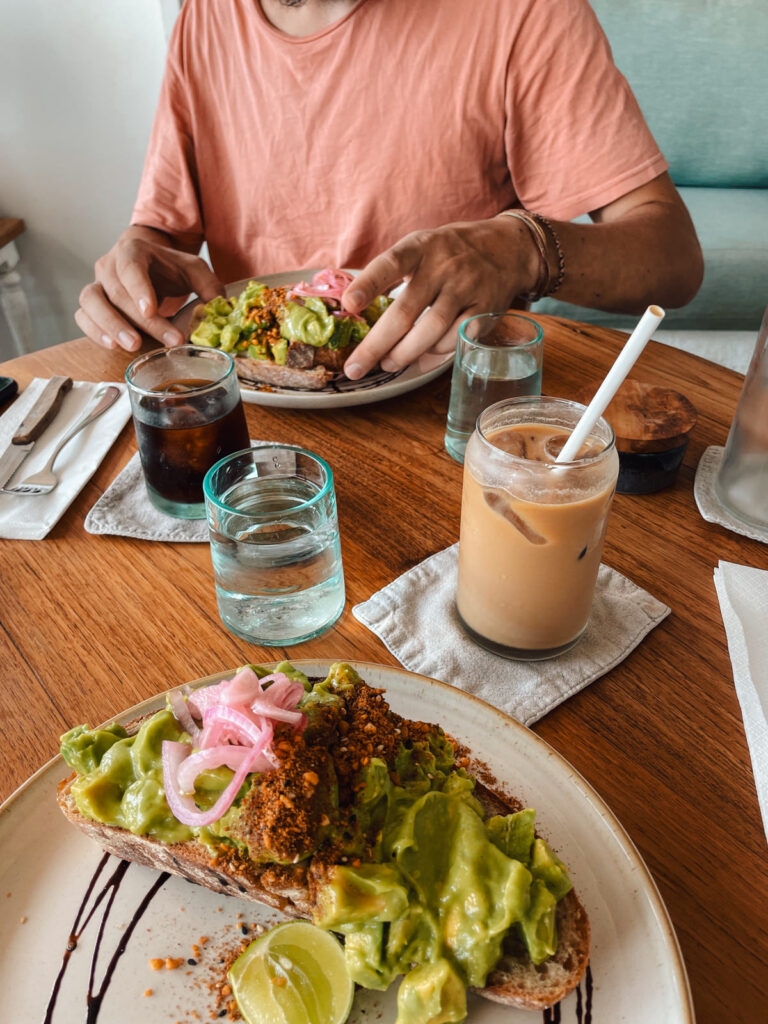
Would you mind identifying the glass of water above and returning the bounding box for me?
[444,312,543,464]
[203,445,345,645]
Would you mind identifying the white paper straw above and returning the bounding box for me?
[555,305,665,463]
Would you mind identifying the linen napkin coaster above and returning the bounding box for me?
[84,439,271,542]
[352,544,670,725]
[84,451,209,542]
[694,445,768,544]
[714,561,768,843]
[0,378,131,541]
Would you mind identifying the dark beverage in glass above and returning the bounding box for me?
[126,349,250,519]
[135,379,249,506]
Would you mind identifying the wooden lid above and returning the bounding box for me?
[578,379,698,454]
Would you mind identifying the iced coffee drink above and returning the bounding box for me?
[457,397,619,660]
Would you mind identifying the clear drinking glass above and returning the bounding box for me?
[714,307,768,529]
[203,445,345,645]
[125,345,249,519]
[444,312,543,463]
[457,397,619,660]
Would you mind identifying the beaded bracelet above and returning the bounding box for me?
[497,210,550,302]
[496,209,566,300]
[531,212,566,297]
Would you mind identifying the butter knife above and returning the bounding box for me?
[0,376,73,489]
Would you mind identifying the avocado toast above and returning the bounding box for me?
[57,663,589,1017]
[188,270,392,390]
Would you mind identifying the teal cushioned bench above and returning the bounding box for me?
[535,0,768,330]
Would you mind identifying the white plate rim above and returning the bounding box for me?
[1,660,695,1022]
[171,270,453,410]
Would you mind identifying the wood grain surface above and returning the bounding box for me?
[1,318,766,1024]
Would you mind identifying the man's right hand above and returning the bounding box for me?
[75,225,223,351]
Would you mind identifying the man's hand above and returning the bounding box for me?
[76,226,223,351]
[340,173,704,380]
[341,218,540,379]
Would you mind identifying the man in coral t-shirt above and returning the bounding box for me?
[77,0,702,377]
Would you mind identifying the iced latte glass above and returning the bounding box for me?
[457,397,619,660]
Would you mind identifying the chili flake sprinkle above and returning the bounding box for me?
[208,674,451,876]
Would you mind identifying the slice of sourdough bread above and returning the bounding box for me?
[478,889,589,1010]
[57,776,315,919]
[57,726,589,1010]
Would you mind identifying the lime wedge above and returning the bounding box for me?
[229,920,355,1024]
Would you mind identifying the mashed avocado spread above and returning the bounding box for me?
[61,663,572,1024]
[190,279,391,365]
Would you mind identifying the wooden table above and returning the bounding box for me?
[1,319,766,1023]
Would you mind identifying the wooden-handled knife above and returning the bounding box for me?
[0,376,73,490]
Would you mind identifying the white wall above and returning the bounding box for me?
[0,1,173,360]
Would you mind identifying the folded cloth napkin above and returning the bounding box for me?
[84,451,210,542]
[84,439,270,542]
[352,544,670,725]
[714,561,768,843]
[0,378,131,541]
[694,446,768,544]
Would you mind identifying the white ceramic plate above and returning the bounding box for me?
[172,270,452,410]
[0,662,693,1023]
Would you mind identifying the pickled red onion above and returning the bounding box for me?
[218,667,267,706]
[186,667,300,716]
[259,675,305,698]
[201,705,270,748]
[289,268,355,303]
[168,689,201,745]
[160,666,306,828]
[162,740,261,830]
[177,739,273,795]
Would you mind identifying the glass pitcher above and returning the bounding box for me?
[714,307,768,529]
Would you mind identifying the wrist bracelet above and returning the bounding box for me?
[530,212,566,297]
[496,208,566,300]
[496,210,550,302]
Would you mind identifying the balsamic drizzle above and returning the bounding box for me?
[543,1001,562,1023]
[542,965,593,1024]
[86,869,169,1022]
[43,855,169,1023]
[47,852,594,1023]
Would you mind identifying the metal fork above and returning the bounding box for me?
[2,385,121,495]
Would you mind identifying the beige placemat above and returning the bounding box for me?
[353,544,670,725]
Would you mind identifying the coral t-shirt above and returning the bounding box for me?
[132,0,668,283]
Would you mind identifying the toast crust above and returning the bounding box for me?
[233,355,333,390]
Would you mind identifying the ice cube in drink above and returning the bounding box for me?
[134,378,249,513]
